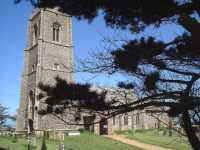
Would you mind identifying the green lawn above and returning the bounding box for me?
[0,135,59,150]
[115,129,192,150]
[0,132,142,150]
[64,132,142,150]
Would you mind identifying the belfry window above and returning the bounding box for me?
[53,22,61,42]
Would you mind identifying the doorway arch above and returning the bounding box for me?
[99,118,108,135]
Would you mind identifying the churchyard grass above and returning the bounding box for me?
[115,128,192,150]
[0,135,59,150]
[0,132,142,150]
[64,132,142,150]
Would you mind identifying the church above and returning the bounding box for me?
[16,8,169,135]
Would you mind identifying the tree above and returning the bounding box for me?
[16,0,200,149]
[0,104,9,127]
[0,104,16,129]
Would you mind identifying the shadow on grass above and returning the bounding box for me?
[0,148,8,150]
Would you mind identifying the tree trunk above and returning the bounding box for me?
[182,111,200,150]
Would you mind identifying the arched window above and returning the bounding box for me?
[124,115,128,125]
[31,64,36,72]
[33,23,38,45]
[136,113,140,125]
[28,90,35,120]
[53,22,61,42]
[113,116,115,125]
[34,24,38,38]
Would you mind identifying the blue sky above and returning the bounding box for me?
[0,1,127,116]
[0,1,32,115]
[0,1,184,117]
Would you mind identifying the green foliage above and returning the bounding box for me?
[38,77,107,115]
[16,0,200,31]
[0,104,16,129]
[0,104,9,126]
[144,72,160,91]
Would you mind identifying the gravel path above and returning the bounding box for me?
[106,134,173,150]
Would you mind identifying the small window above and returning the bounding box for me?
[31,64,36,72]
[34,24,38,38]
[54,63,60,70]
[33,24,38,45]
[113,116,115,125]
[53,22,61,42]
[136,113,140,125]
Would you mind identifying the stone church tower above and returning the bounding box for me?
[16,8,74,131]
